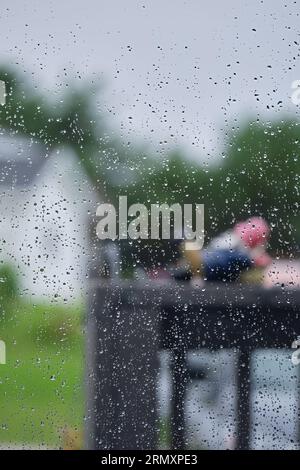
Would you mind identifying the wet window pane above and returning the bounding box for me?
[0,0,299,453]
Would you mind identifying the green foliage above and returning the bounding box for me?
[0,263,19,302]
[26,303,83,345]
[0,300,84,446]
[209,121,300,252]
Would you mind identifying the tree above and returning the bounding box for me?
[0,66,299,256]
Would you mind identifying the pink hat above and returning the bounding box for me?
[234,217,270,248]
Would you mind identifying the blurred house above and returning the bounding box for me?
[0,133,98,301]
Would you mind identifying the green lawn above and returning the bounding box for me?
[0,300,84,448]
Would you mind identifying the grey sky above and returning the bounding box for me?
[0,0,299,162]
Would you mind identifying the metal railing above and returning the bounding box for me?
[85,281,300,450]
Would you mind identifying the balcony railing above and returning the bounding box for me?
[85,281,300,450]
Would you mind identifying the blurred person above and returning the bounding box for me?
[180,216,271,283]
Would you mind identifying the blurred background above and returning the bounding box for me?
[0,0,299,449]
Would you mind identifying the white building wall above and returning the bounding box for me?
[0,148,100,301]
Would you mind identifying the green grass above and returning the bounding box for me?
[0,300,84,448]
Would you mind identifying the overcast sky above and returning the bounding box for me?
[0,0,300,162]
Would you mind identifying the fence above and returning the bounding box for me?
[85,281,300,450]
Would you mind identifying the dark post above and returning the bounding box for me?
[169,307,190,450]
[85,285,160,449]
[236,349,252,449]
[170,346,189,449]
